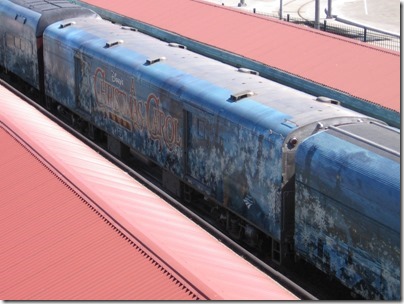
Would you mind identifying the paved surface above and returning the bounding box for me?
[202,0,400,34]
[331,0,399,34]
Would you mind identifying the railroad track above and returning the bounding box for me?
[296,0,316,20]
[281,0,318,21]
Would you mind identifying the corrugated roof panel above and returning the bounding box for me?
[78,0,399,114]
[0,127,200,300]
[0,84,298,300]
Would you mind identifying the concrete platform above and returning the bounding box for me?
[203,0,400,35]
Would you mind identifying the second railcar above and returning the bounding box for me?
[294,122,400,299]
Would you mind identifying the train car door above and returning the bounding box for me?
[74,55,92,114]
[184,107,218,197]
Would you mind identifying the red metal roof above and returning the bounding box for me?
[0,84,298,300]
[79,0,400,113]
[0,116,200,300]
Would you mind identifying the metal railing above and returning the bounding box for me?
[253,10,400,52]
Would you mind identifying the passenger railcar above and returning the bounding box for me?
[295,122,400,299]
[0,0,400,300]
[42,16,376,255]
[0,0,98,92]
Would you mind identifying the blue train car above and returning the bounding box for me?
[0,0,97,91]
[294,122,400,299]
[43,17,379,263]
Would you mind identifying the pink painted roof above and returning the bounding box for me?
[0,84,298,300]
[80,0,400,113]
[0,107,200,299]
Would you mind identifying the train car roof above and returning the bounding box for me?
[3,0,98,36]
[0,82,298,300]
[44,17,374,137]
[75,0,400,128]
[295,122,400,232]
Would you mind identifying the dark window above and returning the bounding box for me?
[5,33,32,54]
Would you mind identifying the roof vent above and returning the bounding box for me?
[104,40,124,48]
[59,21,76,29]
[316,96,340,105]
[146,57,166,65]
[121,26,138,32]
[168,42,187,49]
[238,67,259,75]
[230,90,254,102]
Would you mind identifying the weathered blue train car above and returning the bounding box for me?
[0,0,97,91]
[0,0,401,299]
[42,18,378,263]
[294,122,400,299]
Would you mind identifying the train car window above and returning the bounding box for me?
[21,39,32,54]
[317,239,324,258]
[5,33,15,48]
[197,118,206,138]
[5,33,32,55]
